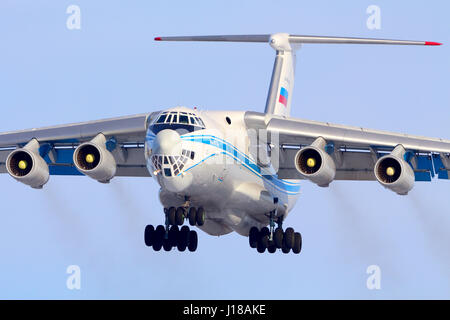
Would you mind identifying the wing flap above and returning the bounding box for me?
[432,154,450,179]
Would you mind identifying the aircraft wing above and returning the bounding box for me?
[0,112,160,177]
[245,112,450,182]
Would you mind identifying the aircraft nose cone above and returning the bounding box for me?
[152,129,182,155]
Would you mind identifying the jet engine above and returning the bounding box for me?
[374,145,414,195]
[294,137,336,187]
[6,139,49,189]
[73,134,116,183]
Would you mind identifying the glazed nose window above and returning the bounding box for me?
[151,155,163,170]
[164,168,172,177]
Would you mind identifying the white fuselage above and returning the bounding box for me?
[144,107,301,237]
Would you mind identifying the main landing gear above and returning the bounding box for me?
[144,206,205,252]
[249,212,302,254]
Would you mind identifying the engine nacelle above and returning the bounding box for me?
[6,139,49,189]
[374,145,414,195]
[294,137,336,187]
[73,134,116,183]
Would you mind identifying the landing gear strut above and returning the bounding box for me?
[144,205,205,252]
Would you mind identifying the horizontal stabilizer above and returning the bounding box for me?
[155,33,442,118]
[155,34,442,46]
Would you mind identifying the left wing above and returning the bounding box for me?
[0,112,159,177]
[245,112,450,182]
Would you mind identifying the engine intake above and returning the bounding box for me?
[6,139,49,189]
[294,137,336,187]
[73,134,117,183]
[375,157,401,184]
[296,148,322,175]
[374,145,414,195]
[75,144,101,171]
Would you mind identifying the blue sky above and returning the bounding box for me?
[0,1,449,299]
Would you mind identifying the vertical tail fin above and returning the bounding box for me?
[264,33,298,117]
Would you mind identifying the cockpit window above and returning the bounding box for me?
[157,113,167,123]
[198,118,205,127]
[179,115,189,124]
[149,111,206,135]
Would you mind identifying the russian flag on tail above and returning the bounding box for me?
[279,87,288,107]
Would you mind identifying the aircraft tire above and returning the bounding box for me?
[153,225,165,251]
[188,230,198,252]
[144,225,154,247]
[168,207,176,225]
[273,227,284,249]
[293,232,302,254]
[267,244,276,253]
[257,241,266,253]
[260,227,270,237]
[175,207,185,226]
[188,207,197,226]
[177,226,190,251]
[249,227,259,248]
[163,238,172,251]
[260,235,269,249]
[284,227,295,249]
[168,225,179,247]
[281,241,290,254]
[196,207,206,226]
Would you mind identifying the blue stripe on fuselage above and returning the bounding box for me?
[180,134,301,194]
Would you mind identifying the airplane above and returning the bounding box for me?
[0,33,448,254]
